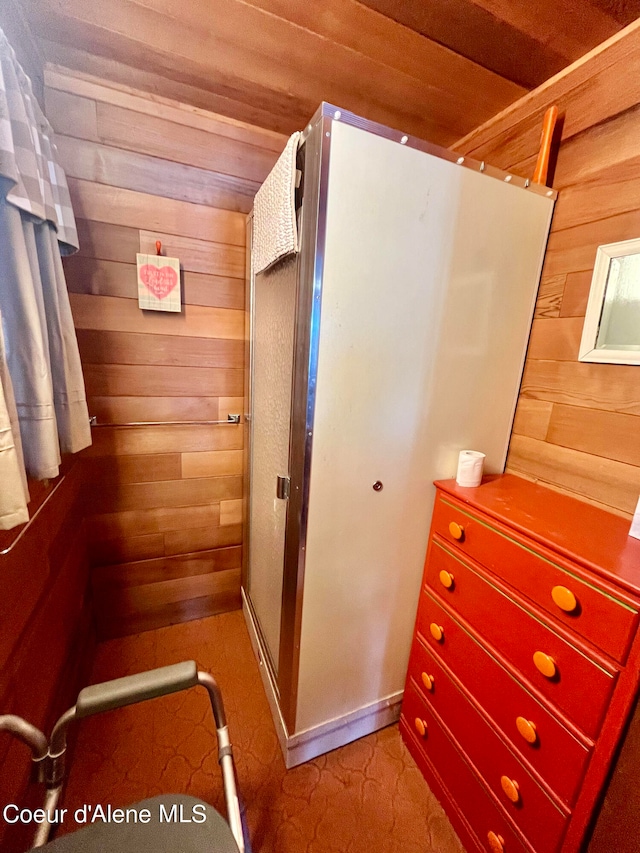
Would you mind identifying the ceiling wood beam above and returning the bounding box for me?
[358,0,568,87]
[453,20,640,172]
[230,0,525,99]
[468,0,620,59]
[587,0,640,25]
[358,0,632,89]
[24,0,525,143]
[22,0,637,148]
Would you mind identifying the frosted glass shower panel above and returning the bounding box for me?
[247,257,298,673]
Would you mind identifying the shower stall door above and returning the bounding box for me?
[246,256,298,678]
[244,104,554,767]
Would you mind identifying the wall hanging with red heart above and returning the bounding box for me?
[136,252,181,313]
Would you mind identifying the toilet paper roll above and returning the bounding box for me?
[456,450,485,487]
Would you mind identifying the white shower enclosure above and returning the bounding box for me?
[244,104,555,767]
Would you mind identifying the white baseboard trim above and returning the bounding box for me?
[241,590,403,768]
[284,692,403,768]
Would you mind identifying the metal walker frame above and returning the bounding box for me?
[0,661,245,852]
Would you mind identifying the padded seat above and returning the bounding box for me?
[37,795,240,853]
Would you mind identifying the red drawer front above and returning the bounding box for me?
[403,664,569,852]
[402,683,534,853]
[423,541,618,739]
[407,628,591,806]
[432,492,638,664]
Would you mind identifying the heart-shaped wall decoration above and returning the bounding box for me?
[139,264,179,299]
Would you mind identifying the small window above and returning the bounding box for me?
[579,238,640,365]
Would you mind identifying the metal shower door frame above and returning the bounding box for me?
[276,110,333,732]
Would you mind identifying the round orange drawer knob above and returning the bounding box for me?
[421,672,435,692]
[429,623,444,642]
[439,569,454,590]
[515,716,538,745]
[500,775,520,804]
[533,651,557,679]
[551,585,578,613]
[448,521,464,541]
[487,831,505,853]
[414,717,427,738]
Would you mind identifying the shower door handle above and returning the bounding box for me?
[276,476,291,500]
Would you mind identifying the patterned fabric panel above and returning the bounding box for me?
[0,27,78,254]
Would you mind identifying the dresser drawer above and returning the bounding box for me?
[422,544,618,738]
[432,492,638,663]
[401,682,534,853]
[404,658,569,852]
[407,627,591,806]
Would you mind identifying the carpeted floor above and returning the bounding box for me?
[58,611,466,853]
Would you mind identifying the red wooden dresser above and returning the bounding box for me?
[400,474,640,853]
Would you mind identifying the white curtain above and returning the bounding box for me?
[0,28,91,530]
[0,314,29,528]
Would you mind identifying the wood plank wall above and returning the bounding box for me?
[44,67,286,637]
[454,21,640,519]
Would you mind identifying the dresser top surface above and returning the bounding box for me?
[435,474,640,597]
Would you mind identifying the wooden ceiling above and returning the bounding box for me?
[20,0,640,147]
